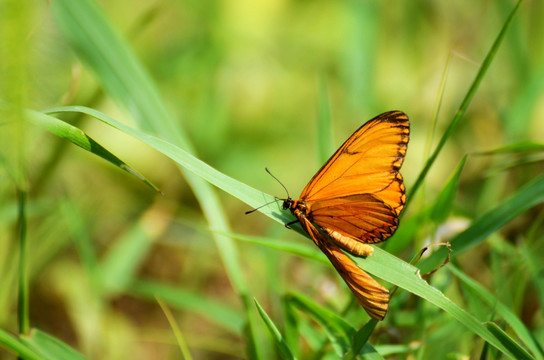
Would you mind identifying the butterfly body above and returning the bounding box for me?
[283,110,410,320]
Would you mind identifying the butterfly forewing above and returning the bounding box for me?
[375,172,406,216]
[301,111,409,212]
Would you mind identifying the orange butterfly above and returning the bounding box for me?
[282,111,409,320]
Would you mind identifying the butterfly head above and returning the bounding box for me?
[282,198,307,215]
[282,198,294,211]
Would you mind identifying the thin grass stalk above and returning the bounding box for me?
[156,296,194,360]
[408,0,522,204]
[17,189,28,336]
[424,53,451,165]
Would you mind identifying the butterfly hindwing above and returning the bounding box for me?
[308,193,399,246]
[297,213,389,320]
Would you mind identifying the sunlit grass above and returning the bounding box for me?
[1,0,544,359]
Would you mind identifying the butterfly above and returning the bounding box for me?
[282,110,409,320]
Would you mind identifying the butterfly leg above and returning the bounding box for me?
[285,219,299,229]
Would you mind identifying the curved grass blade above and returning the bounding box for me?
[0,328,42,360]
[50,0,178,138]
[520,243,544,315]
[219,232,327,264]
[19,329,86,360]
[43,106,289,225]
[254,298,296,360]
[27,108,158,191]
[475,141,544,155]
[156,296,194,360]
[282,295,300,357]
[17,189,29,336]
[374,345,413,357]
[130,280,244,334]
[423,53,451,163]
[342,320,383,360]
[484,323,534,360]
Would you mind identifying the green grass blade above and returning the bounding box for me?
[1,0,31,337]
[0,0,29,190]
[220,232,327,264]
[286,292,355,356]
[282,296,300,357]
[243,295,262,360]
[374,345,413,357]
[20,329,86,360]
[297,319,326,352]
[504,65,544,139]
[476,141,544,155]
[156,296,194,360]
[484,323,534,360]
[349,249,532,360]
[409,1,522,202]
[130,280,244,334]
[0,328,42,360]
[424,54,452,162]
[419,172,544,273]
[430,155,467,223]
[26,108,158,191]
[254,298,296,360]
[43,106,288,224]
[342,320,382,360]
[50,0,179,139]
[487,155,544,174]
[520,243,544,313]
[448,265,543,359]
[17,189,29,335]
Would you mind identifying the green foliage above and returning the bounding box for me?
[255,298,296,360]
[430,155,467,224]
[1,0,543,359]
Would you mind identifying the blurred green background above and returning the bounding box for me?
[1,0,543,359]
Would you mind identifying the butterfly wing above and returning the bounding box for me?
[308,193,399,254]
[301,111,409,217]
[283,111,408,318]
[297,212,389,320]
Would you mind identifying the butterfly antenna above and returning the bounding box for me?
[265,167,290,199]
[245,198,280,215]
[245,167,289,215]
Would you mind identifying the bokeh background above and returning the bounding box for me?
[1,0,543,359]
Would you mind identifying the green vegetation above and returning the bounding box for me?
[1,0,543,359]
